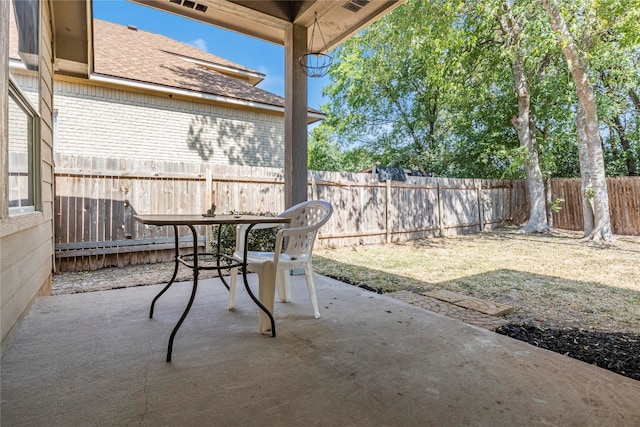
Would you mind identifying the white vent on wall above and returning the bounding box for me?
[343,0,371,13]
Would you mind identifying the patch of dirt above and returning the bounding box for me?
[52,262,220,295]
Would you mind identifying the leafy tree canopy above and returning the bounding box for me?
[311,0,640,178]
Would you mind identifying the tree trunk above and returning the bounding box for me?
[501,0,548,233]
[542,0,613,241]
[510,76,548,232]
[576,103,595,236]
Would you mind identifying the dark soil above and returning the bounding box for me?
[496,324,640,381]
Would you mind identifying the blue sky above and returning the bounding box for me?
[93,0,331,110]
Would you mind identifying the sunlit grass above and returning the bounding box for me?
[313,228,640,332]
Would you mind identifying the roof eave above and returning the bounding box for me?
[89,73,325,123]
[52,0,93,78]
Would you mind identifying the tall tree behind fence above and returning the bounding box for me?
[53,154,531,271]
[552,177,640,235]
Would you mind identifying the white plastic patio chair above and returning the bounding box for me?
[228,200,333,318]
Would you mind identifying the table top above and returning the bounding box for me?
[134,214,290,226]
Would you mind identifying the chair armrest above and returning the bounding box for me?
[277,223,321,238]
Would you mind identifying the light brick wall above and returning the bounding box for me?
[11,74,39,106]
[53,80,285,168]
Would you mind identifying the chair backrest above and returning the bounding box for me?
[277,200,332,259]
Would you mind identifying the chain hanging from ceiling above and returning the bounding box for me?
[299,12,333,78]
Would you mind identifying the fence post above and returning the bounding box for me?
[386,179,392,243]
[205,167,213,251]
[508,180,515,225]
[546,176,554,228]
[437,181,445,237]
[311,174,318,200]
[477,181,485,232]
[124,200,133,239]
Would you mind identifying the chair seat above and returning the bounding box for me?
[233,251,310,267]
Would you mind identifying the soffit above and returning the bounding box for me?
[130,0,404,51]
[51,0,92,77]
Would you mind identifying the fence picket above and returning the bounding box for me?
[53,154,529,271]
[52,154,638,271]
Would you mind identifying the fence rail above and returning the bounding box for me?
[53,154,529,271]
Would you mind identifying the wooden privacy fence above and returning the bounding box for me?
[53,154,529,271]
[551,177,640,235]
[311,171,528,246]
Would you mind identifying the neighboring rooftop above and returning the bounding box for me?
[10,15,323,118]
[93,19,292,110]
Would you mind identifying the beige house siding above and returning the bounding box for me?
[53,78,286,168]
[1,0,55,345]
[0,2,7,220]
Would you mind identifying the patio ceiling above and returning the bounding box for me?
[52,0,404,77]
[130,0,404,51]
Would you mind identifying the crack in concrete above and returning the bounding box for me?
[138,354,154,426]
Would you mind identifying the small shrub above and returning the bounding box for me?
[211,211,280,256]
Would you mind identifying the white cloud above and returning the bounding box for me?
[187,38,208,52]
[255,65,284,96]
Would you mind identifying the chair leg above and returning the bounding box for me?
[228,267,238,310]
[276,269,291,302]
[304,264,320,318]
[255,261,277,335]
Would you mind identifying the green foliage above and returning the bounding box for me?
[313,0,640,178]
[550,197,565,213]
[308,139,344,172]
[321,0,471,175]
[584,185,595,201]
[210,211,280,256]
[341,147,379,172]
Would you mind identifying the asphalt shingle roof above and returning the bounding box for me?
[93,20,287,109]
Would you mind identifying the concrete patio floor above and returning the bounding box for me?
[2,274,640,426]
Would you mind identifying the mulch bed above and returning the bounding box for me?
[496,324,640,381]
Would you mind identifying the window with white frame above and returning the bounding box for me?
[7,0,40,215]
[8,86,37,213]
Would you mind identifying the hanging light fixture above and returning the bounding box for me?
[299,12,333,78]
